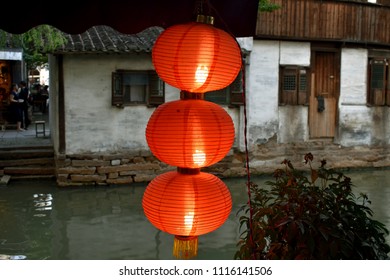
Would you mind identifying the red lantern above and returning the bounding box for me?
[152,21,242,93]
[143,16,242,259]
[146,98,235,168]
[142,169,232,259]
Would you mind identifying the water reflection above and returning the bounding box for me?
[0,168,389,260]
[33,193,53,214]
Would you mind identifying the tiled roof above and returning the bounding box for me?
[54,25,163,54]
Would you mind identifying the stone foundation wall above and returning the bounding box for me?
[55,150,174,187]
[248,138,390,173]
[55,139,390,187]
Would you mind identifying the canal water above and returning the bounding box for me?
[0,168,389,260]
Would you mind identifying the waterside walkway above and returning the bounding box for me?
[0,111,53,185]
[0,112,51,148]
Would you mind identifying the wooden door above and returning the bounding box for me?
[309,51,339,138]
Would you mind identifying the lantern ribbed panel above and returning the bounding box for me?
[152,22,242,93]
[146,99,235,168]
[142,171,232,236]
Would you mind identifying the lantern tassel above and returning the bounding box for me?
[173,236,198,259]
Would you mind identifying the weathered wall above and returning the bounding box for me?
[338,48,390,146]
[59,54,242,154]
[62,54,157,154]
[245,40,311,149]
[245,40,279,149]
[50,40,390,187]
[53,53,243,186]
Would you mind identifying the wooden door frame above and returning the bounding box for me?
[309,43,341,139]
[310,43,341,99]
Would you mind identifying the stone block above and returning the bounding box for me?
[111,159,121,166]
[57,166,96,175]
[72,159,110,167]
[106,176,134,184]
[108,172,119,179]
[71,174,107,182]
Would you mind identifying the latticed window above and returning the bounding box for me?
[112,70,164,107]
[367,58,389,106]
[279,66,309,105]
[284,74,296,91]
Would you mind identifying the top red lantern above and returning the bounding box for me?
[152,21,242,93]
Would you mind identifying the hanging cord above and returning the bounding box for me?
[240,55,256,260]
[195,0,211,18]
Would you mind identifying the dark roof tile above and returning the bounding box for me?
[54,25,163,54]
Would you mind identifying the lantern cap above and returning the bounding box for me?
[180,91,204,100]
[196,14,214,25]
[177,167,201,175]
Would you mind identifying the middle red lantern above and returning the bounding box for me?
[145,98,235,168]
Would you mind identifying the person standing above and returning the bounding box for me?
[19,81,31,129]
[8,83,24,131]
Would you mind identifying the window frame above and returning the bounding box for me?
[367,57,389,106]
[279,65,309,106]
[112,70,164,107]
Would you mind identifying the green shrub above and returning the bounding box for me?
[235,153,390,260]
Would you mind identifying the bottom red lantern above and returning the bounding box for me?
[142,168,232,259]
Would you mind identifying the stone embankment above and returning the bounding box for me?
[54,138,390,187]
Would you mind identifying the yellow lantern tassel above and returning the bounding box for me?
[173,236,198,259]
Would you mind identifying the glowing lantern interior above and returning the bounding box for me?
[146,99,235,168]
[143,16,242,259]
[152,22,242,93]
[142,170,232,237]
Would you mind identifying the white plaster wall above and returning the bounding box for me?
[278,106,309,143]
[245,40,280,150]
[339,48,372,146]
[338,105,372,146]
[280,41,310,66]
[339,48,368,106]
[244,40,311,149]
[56,42,390,155]
[339,48,390,146]
[237,37,253,53]
[61,53,240,154]
[63,54,157,154]
[338,104,390,147]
